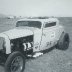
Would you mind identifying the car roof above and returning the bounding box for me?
[18,18,59,23]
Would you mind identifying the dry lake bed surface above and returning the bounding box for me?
[0,17,72,72]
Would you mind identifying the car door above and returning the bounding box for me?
[40,22,57,50]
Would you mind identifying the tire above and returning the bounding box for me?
[57,33,70,50]
[5,51,25,72]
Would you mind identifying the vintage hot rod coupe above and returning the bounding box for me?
[0,18,69,72]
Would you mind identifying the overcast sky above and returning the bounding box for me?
[0,0,72,17]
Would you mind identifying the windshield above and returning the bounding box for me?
[16,21,42,28]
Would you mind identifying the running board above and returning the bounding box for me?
[27,52,43,58]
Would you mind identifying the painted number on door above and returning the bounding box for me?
[46,41,52,47]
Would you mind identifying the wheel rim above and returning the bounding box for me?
[64,36,69,49]
[64,41,69,48]
[10,56,23,72]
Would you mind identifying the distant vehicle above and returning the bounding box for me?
[0,18,70,72]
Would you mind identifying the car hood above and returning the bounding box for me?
[2,27,39,39]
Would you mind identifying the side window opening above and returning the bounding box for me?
[45,22,56,28]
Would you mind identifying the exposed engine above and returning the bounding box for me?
[10,35,33,54]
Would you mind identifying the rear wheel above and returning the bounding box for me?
[57,33,70,50]
[5,51,25,72]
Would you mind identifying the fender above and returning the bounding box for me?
[0,33,11,54]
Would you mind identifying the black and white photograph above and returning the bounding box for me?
[0,0,72,72]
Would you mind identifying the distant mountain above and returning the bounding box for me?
[0,13,8,18]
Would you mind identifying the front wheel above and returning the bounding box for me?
[5,51,25,72]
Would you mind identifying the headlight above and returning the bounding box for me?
[10,40,15,52]
[10,43,14,47]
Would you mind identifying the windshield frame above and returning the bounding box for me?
[16,21,42,28]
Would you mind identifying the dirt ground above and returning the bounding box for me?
[0,17,72,72]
